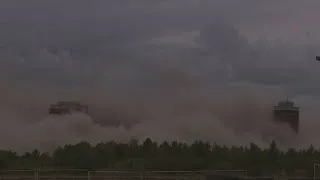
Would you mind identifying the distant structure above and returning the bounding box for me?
[273,98,300,133]
[49,101,88,115]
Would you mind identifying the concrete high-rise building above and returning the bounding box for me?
[49,101,88,115]
[273,98,299,133]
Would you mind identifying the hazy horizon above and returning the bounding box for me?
[1,0,320,153]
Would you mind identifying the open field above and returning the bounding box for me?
[0,174,205,180]
[2,173,320,180]
[0,170,249,180]
[3,175,320,180]
[9,169,320,180]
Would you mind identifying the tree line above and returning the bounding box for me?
[0,138,318,176]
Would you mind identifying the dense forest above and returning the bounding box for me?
[0,138,319,176]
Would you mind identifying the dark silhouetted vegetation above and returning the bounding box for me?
[0,138,318,176]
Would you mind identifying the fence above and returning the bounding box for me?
[0,169,247,180]
[37,169,88,180]
[0,169,35,180]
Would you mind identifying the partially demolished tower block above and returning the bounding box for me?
[49,101,88,115]
[273,99,300,133]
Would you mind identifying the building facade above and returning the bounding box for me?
[49,101,88,115]
[272,99,299,133]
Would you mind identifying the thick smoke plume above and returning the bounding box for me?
[0,66,315,153]
[1,1,320,153]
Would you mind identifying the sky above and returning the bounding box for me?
[1,0,320,152]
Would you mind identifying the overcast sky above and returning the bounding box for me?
[1,0,320,151]
[0,1,319,92]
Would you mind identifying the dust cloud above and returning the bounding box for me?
[0,69,313,153]
[0,4,319,152]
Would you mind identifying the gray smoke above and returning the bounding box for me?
[0,0,320,153]
[0,68,313,153]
